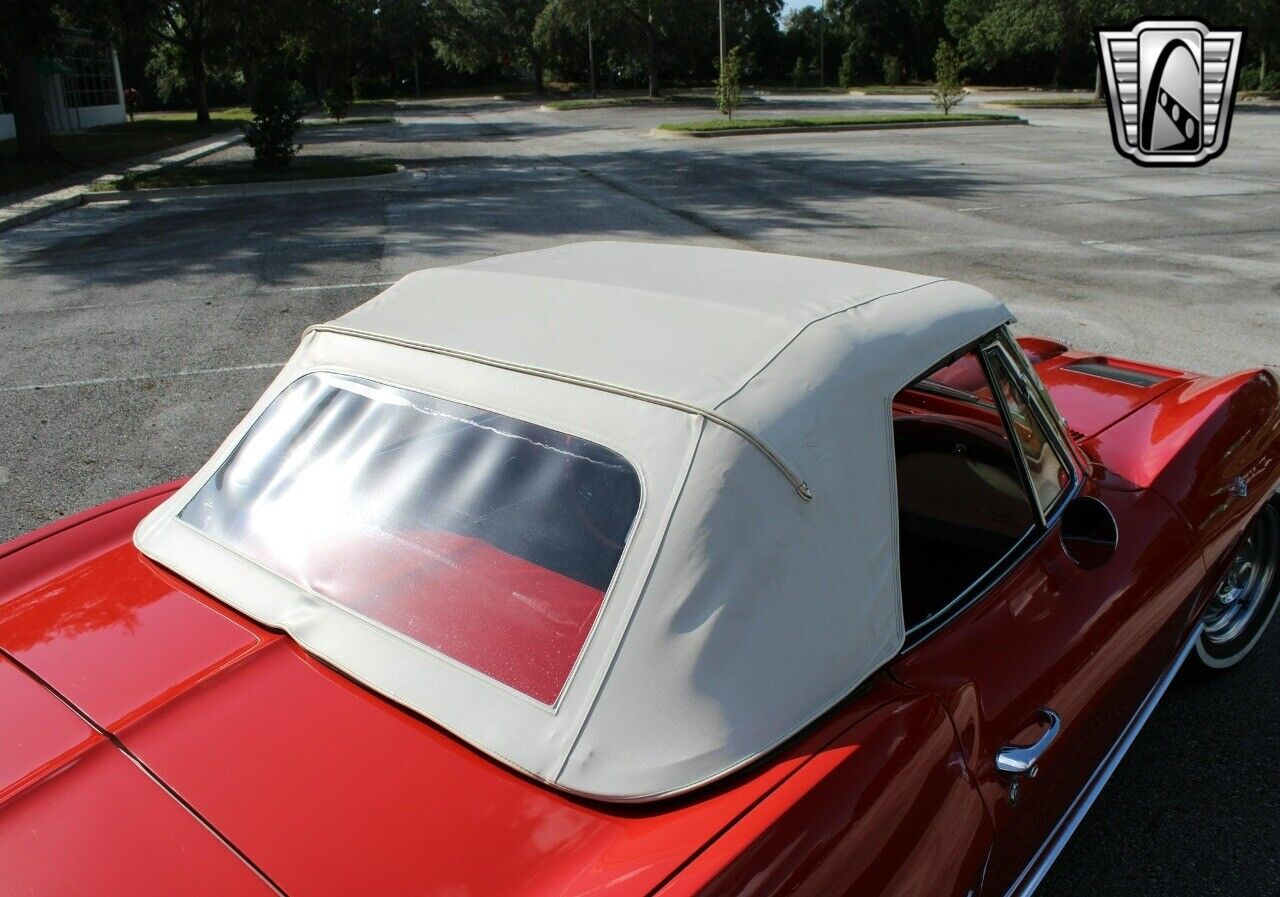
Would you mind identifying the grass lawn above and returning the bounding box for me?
[658,112,1018,133]
[94,155,397,192]
[545,96,672,110]
[0,107,251,197]
[129,107,253,125]
[987,96,1104,107]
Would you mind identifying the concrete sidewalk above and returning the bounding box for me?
[0,131,244,234]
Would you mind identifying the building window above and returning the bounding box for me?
[61,45,119,108]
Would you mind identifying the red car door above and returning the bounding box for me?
[887,333,1205,897]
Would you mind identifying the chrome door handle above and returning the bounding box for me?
[995,707,1061,778]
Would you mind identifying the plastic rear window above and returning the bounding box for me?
[178,372,641,705]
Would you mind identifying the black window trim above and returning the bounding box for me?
[987,338,1078,518]
[982,345,1049,529]
[897,327,1082,650]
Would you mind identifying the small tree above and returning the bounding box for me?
[323,84,351,122]
[931,40,966,115]
[791,55,806,89]
[123,88,140,123]
[716,46,743,119]
[838,43,856,90]
[243,73,305,170]
[882,55,903,86]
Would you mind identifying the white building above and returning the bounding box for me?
[0,38,127,141]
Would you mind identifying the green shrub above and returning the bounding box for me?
[243,72,305,170]
[791,56,807,89]
[882,55,903,86]
[323,85,352,122]
[716,46,744,119]
[838,44,856,90]
[931,41,965,115]
[1241,63,1280,92]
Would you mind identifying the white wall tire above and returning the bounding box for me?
[1196,501,1280,670]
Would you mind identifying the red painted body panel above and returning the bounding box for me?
[0,657,99,807]
[1022,341,1188,441]
[0,479,186,594]
[889,481,1205,895]
[1,540,265,730]
[652,691,993,897]
[0,739,276,897]
[0,605,273,895]
[121,647,935,897]
[1084,369,1280,570]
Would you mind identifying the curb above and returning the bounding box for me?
[540,101,670,112]
[981,101,1103,110]
[649,117,1026,139]
[83,166,415,203]
[0,195,85,233]
[0,132,244,234]
[846,89,935,97]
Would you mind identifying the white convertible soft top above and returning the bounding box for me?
[136,242,1010,801]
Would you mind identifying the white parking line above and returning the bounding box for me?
[958,188,1279,213]
[0,362,284,393]
[2,280,397,317]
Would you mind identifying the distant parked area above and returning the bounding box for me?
[4,2,1274,199]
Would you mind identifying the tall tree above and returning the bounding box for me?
[534,0,599,90]
[0,2,63,161]
[433,0,548,92]
[148,1,231,125]
[0,0,144,161]
[613,1,662,96]
[1232,0,1278,88]
[375,0,433,97]
[945,0,1141,87]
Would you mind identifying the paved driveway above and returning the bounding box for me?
[2,91,1279,895]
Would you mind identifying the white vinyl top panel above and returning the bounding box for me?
[136,242,1011,801]
[330,242,941,410]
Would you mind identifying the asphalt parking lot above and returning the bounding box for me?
[3,91,1279,894]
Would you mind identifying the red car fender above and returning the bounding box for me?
[1085,368,1280,618]
[0,480,186,600]
[651,690,992,897]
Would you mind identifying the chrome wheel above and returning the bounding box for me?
[1197,502,1280,669]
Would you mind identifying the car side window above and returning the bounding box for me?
[985,348,1070,514]
[892,348,1038,632]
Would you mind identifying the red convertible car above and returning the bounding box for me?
[3,242,1278,897]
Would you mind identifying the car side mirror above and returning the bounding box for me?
[1060,496,1118,569]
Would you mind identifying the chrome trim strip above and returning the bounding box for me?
[306,323,815,501]
[983,346,1049,529]
[1003,621,1206,897]
[989,340,1078,515]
